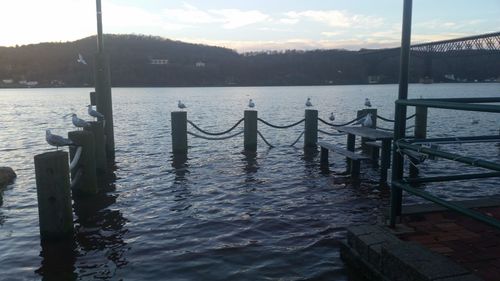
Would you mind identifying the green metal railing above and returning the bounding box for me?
[390,0,500,230]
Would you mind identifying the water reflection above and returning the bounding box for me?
[241,151,259,183]
[171,153,189,181]
[37,238,78,281]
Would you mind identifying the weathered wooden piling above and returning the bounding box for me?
[244,110,258,152]
[89,91,96,106]
[94,53,115,161]
[357,108,377,154]
[34,151,73,240]
[304,109,318,149]
[68,131,98,195]
[84,121,107,175]
[410,106,428,178]
[171,111,188,155]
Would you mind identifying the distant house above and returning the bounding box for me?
[19,80,38,87]
[2,79,13,84]
[150,58,169,65]
[195,61,206,68]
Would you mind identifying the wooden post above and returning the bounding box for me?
[34,151,73,241]
[357,108,377,154]
[68,131,98,195]
[244,110,258,152]
[171,111,188,155]
[84,121,107,175]
[320,146,329,167]
[304,109,318,149]
[346,133,355,173]
[410,106,428,177]
[89,91,96,106]
[94,53,115,160]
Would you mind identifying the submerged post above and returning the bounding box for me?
[84,121,107,175]
[244,110,258,152]
[34,151,73,241]
[390,0,413,227]
[409,106,428,177]
[69,131,98,195]
[171,111,188,155]
[304,109,318,149]
[94,0,115,160]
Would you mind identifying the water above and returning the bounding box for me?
[0,84,499,280]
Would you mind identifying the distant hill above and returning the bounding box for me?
[0,34,498,87]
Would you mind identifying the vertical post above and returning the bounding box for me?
[68,131,98,195]
[409,106,428,177]
[171,111,188,155]
[94,0,114,160]
[84,121,107,175]
[244,110,258,152]
[390,0,413,227]
[34,151,73,241]
[304,109,318,149]
[320,146,329,167]
[346,133,355,173]
[89,91,96,106]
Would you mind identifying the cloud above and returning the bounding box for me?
[282,10,384,29]
[210,9,270,29]
[321,31,344,37]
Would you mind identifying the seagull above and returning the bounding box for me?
[305,97,312,107]
[248,99,255,108]
[77,53,87,65]
[362,113,373,127]
[72,113,90,129]
[178,100,186,109]
[87,105,104,120]
[364,98,372,107]
[329,112,335,121]
[46,129,73,150]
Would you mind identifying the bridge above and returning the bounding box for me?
[362,31,500,83]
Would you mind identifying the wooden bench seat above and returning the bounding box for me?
[318,142,370,178]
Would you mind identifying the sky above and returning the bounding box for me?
[0,0,499,52]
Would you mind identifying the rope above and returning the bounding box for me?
[290,131,304,146]
[318,115,364,127]
[258,118,305,129]
[376,125,416,132]
[70,169,83,189]
[376,113,416,123]
[69,146,82,171]
[257,130,274,148]
[187,130,244,140]
[318,129,346,136]
[187,118,243,136]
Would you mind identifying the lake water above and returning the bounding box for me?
[0,84,499,280]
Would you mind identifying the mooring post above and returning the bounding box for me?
[409,106,428,178]
[304,109,318,149]
[244,110,258,152]
[89,91,96,106]
[68,131,98,195]
[171,111,188,155]
[357,108,377,155]
[84,121,107,175]
[34,151,73,241]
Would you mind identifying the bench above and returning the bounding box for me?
[318,142,370,178]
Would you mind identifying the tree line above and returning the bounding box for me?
[0,34,498,87]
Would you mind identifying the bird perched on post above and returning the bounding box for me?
[87,105,104,120]
[72,113,90,129]
[178,100,186,109]
[46,130,73,150]
[361,113,373,127]
[248,99,255,108]
[329,112,335,121]
[364,98,372,107]
[305,97,312,107]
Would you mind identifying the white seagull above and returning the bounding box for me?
[305,97,312,107]
[329,112,335,121]
[248,99,255,108]
[364,98,372,107]
[77,53,87,65]
[178,100,186,109]
[46,129,73,149]
[72,113,90,129]
[362,113,373,127]
[87,105,104,120]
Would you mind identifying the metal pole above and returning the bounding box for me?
[390,0,413,227]
[96,0,104,54]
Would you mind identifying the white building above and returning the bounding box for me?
[195,61,206,68]
[150,58,169,65]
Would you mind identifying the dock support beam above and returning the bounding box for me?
[34,151,73,241]
[390,0,413,227]
[244,110,258,152]
[171,111,188,155]
[69,131,98,196]
[304,109,318,149]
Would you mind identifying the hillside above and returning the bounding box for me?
[0,34,498,87]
